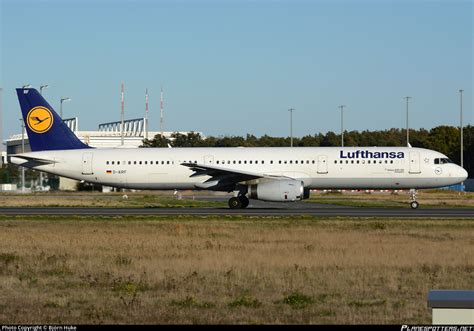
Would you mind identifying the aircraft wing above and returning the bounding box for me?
[180,162,290,190]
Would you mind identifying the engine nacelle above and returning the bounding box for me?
[248,179,305,202]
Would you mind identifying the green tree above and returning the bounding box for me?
[141,134,170,148]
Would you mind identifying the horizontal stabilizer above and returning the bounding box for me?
[9,154,56,164]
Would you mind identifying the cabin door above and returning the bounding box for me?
[82,153,94,175]
[409,151,421,174]
[317,155,328,174]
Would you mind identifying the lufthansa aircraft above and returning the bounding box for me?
[8,88,468,209]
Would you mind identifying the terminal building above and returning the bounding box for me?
[3,117,199,191]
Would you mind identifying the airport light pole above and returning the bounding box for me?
[339,105,346,147]
[20,118,25,192]
[20,85,31,193]
[404,96,411,147]
[60,97,71,118]
[288,108,294,147]
[40,84,49,95]
[459,89,464,188]
[39,85,49,190]
[0,87,2,155]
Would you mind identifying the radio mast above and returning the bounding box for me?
[145,88,149,140]
[121,83,124,146]
[160,87,164,137]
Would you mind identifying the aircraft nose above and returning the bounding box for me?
[459,167,468,181]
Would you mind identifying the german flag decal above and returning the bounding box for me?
[106,170,112,174]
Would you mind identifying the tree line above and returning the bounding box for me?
[0,125,471,186]
[142,125,473,178]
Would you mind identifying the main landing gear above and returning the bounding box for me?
[409,189,419,209]
[228,195,249,209]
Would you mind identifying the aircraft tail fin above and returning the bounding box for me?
[16,88,91,151]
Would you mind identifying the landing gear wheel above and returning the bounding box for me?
[228,197,242,209]
[239,195,249,209]
[408,189,419,209]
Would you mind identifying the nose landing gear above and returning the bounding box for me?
[409,189,419,209]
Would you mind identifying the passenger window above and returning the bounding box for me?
[312,160,315,164]
[279,161,282,164]
[249,161,252,164]
[244,161,247,164]
[139,161,142,165]
[262,161,265,164]
[233,161,236,164]
[145,161,147,165]
[128,161,131,165]
[106,161,109,165]
[290,160,293,164]
[217,161,220,164]
[351,160,354,164]
[111,161,115,165]
[340,160,343,164]
[167,161,170,165]
[239,161,241,164]
[334,160,337,164]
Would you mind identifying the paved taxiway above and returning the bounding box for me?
[0,201,472,217]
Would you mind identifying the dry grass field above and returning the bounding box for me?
[0,191,227,208]
[307,190,474,208]
[0,216,472,324]
[0,189,472,208]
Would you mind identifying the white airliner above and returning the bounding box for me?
[8,88,468,209]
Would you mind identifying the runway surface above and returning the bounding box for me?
[1,201,473,218]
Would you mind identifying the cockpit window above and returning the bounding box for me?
[434,158,453,164]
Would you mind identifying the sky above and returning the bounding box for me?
[0,0,472,143]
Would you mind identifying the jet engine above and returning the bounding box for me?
[248,179,306,202]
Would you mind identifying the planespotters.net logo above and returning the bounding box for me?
[26,106,54,134]
[401,326,474,331]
